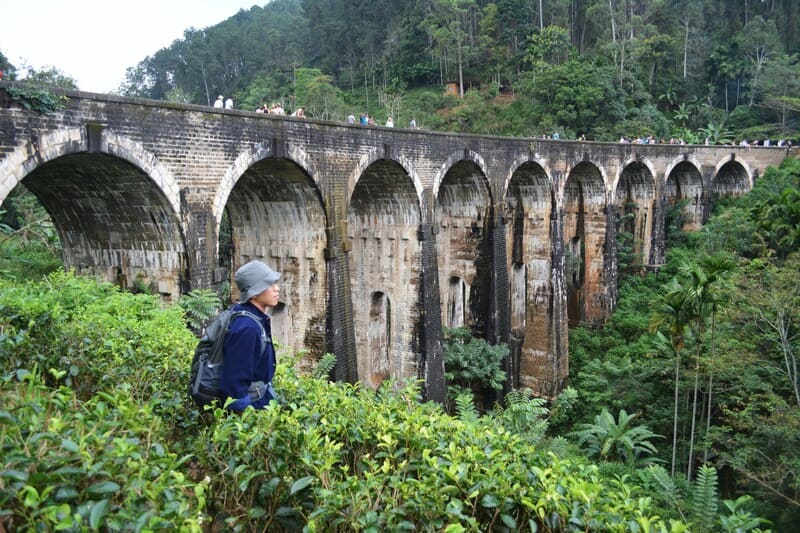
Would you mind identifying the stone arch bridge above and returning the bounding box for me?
[0,84,790,402]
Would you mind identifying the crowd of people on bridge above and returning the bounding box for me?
[207,96,793,146]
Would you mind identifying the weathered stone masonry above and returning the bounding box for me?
[0,83,790,402]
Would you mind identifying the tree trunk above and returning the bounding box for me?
[457,39,464,98]
[539,0,544,31]
[704,311,717,463]
[672,349,680,476]
[683,18,689,79]
[688,348,701,480]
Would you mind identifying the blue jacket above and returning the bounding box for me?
[219,302,276,411]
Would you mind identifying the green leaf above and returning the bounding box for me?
[481,493,499,508]
[61,438,80,453]
[85,481,121,497]
[89,499,110,529]
[0,469,29,482]
[501,514,517,528]
[55,485,80,502]
[290,475,314,495]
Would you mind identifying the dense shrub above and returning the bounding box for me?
[0,271,687,531]
[0,372,205,531]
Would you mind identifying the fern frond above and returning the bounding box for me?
[454,391,479,423]
[690,464,719,532]
[313,353,337,379]
[178,289,222,330]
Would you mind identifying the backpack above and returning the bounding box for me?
[189,308,266,408]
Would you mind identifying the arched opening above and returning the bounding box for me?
[367,291,391,388]
[712,160,750,214]
[616,162,656,271]
[347,159,421,388]
[447,276,467,328]
[435,160,492,338]
[225,157,327,362]
[510,265,526,332]
[5,153,186,299]
[566,235,585,322]
[665,161,704,232]
[563,162,605,325]
[504,161,553,391]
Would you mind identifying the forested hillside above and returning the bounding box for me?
[113,0,799,142]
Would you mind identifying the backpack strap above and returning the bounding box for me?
[230,310,269,356]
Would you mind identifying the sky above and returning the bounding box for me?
[2,1,262,94]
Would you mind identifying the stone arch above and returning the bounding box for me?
[614,158,657,270]
[562,161,606,325]
[433,149,492,205]
[0,128,181,219]
[214,143,324,227]
[223,145,328,362]
[503,154,552,201]
[0,127,187,299]
[664,156,704,231]
[712,156,752,197]
[434,153,493,337]
[347,149,424,214]
[347,158,422,388]
[503,158,555,391]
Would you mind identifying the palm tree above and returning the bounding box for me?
[693,255,736,465]
[653,256,735,479]
[650,278,695,476]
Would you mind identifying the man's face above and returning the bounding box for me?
[253,283,280,309]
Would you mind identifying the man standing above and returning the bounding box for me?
[214,95,224,108]
[220,260,281,412]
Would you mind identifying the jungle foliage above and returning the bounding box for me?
[101,0,800,142]
[0,269,773,531]
[567,157,800,530]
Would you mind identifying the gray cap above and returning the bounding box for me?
[235,260,281,303]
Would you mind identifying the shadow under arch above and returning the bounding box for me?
[614,158,657,270]
[346,149,425,215]
[435,152,493,338]
[213,143,325,228]
[433,149,492,205]
[712,156,752,197]
[1,127,187,299]
[562,160,607,326]
[664,157,704,232]
[504,158,560,392]
[347,158,422,388]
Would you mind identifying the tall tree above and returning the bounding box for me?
[419,0,478,97]
[678,255,734,479]
[650,277,694,476]
[738,16,784,106]
[754,53,800,135]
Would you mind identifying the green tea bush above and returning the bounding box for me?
[1,272,689,531]
[191,366,679,532]
[0,372,205,531]
[0,270,198,433]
